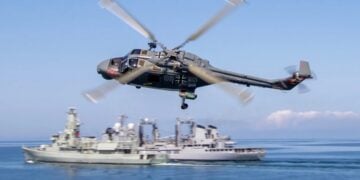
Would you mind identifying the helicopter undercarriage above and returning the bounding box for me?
[179,90,197,110]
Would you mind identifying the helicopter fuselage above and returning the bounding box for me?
[97,49,212,93]
[96,48,312,109]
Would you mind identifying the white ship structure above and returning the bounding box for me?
[23,108,265,165]
[22,108,167,165]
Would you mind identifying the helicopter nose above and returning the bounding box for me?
[97,59,114,80]
[97,59,110,74]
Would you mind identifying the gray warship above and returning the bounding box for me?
[138,118,265,161]
[23,108,265,165]
[22,108,167,165]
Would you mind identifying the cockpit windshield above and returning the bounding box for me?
[110,57,126,66]
[120,60,127,73]
[108,57,128,73]
[111,51,142,73]
[115,57,139,73]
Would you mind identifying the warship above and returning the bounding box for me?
[23,108,265,165]
[22,108,167,165]
[138,118,265,161]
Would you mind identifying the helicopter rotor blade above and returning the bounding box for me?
[83,80,118,104]
[174,0,244,50]
[310,71,317,80]
[99,0,157,42]
[83,65,153,103]
[297,83,310,94]
[284,64,317,80]
[117,65,153,84]
[188,63,254,104]
[284,65,297,75]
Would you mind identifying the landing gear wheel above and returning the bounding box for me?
[181,103,188,110]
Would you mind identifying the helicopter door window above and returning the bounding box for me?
[141,50,148,55]
[138,59,145,67]
[129,58,138,68]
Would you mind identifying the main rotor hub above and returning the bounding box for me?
[148,42,157,50]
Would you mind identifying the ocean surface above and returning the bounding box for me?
[1,139,360,180]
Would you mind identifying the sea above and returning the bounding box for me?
[1,139,360,180]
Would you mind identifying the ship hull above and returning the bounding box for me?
[169,152,264,161]
[169,147,265,161]
[141,147,265,161]
[23,147,167,165]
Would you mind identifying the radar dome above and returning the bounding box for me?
[127,123,135,130]
[113,122,121,132]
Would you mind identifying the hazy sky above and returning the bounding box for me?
[1,0,359,140]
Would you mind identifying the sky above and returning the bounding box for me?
[0,0,360,141]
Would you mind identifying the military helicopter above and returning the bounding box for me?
[84,0,314,109]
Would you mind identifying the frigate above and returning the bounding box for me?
[22,108,167,165]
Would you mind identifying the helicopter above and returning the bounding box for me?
[84,0,314,109]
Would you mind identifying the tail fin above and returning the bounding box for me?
[272,60,312,90]
[299,60,312,78]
